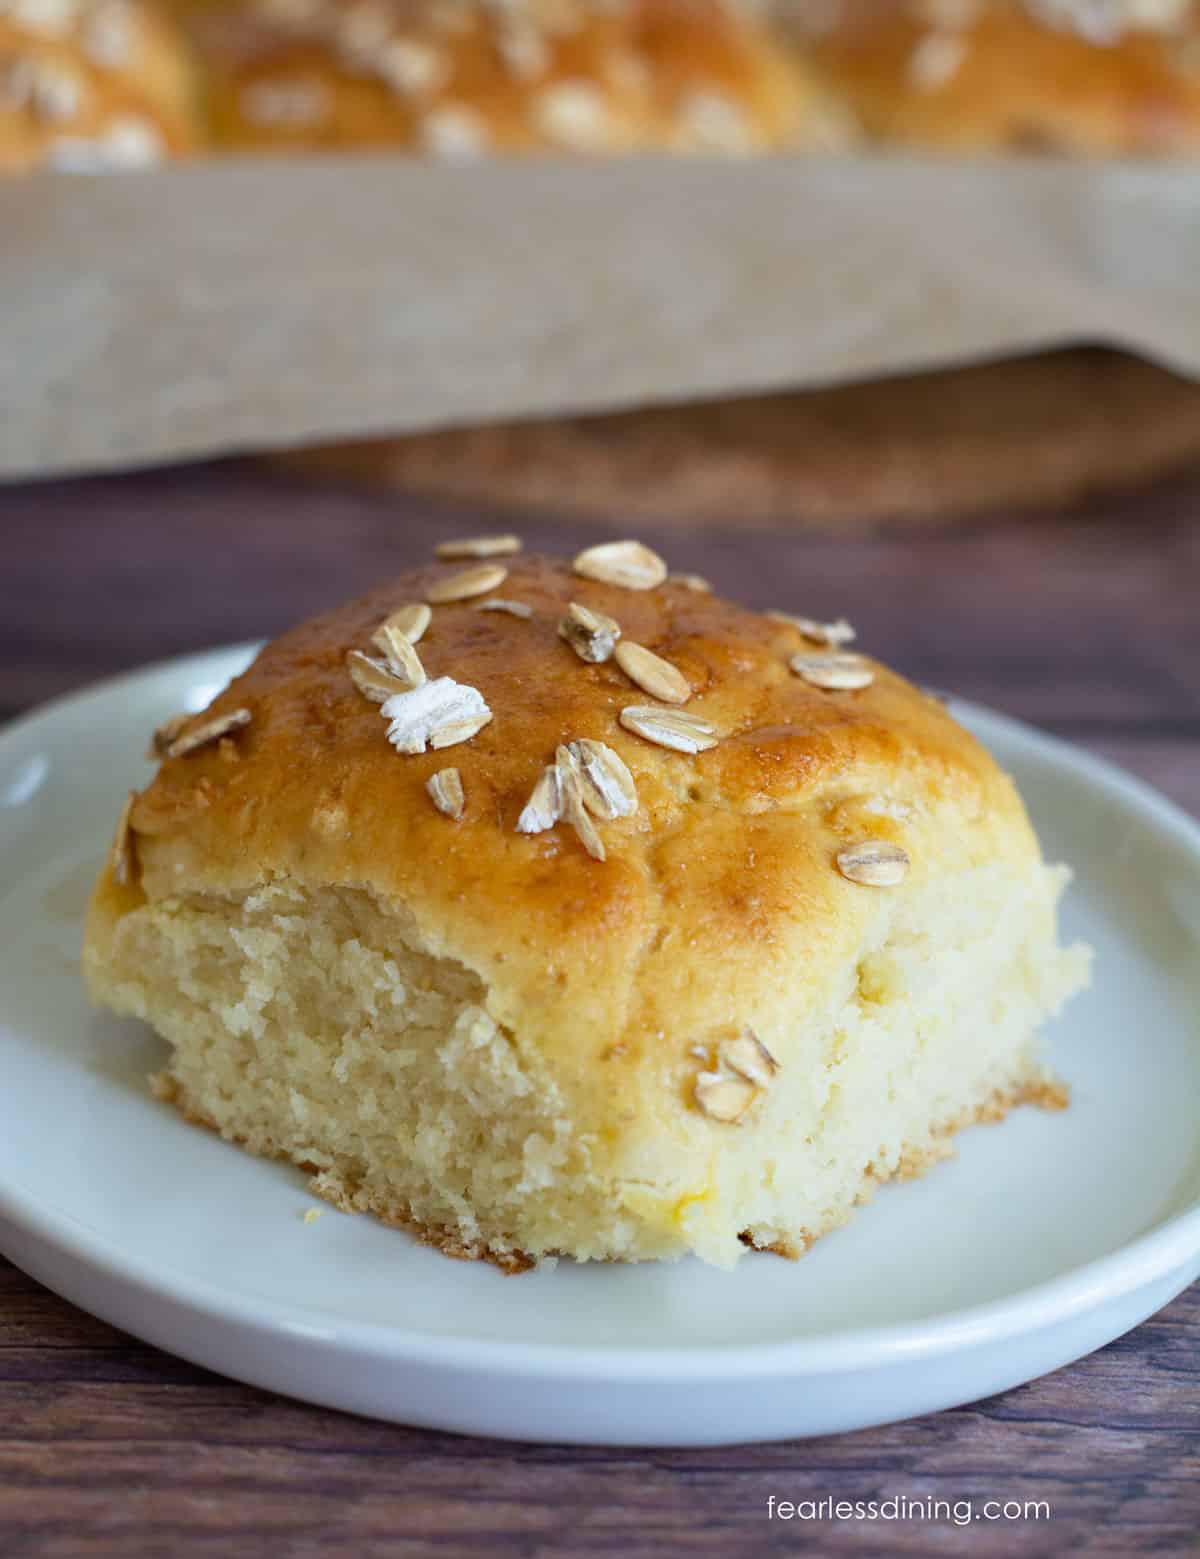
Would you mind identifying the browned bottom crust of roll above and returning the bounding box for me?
[154,1070,1067,1275]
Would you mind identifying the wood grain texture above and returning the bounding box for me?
[1,461,1198,1557]
[273,350,1200,528]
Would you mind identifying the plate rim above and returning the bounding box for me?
[1,642,1198,1386]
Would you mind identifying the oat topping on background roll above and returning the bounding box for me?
[795,0,1200,154]
[197,0,856,155]
[0,0,201,170]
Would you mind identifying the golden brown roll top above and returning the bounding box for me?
[800,0,1200,155]
[197,0,856,155]
[8,0,1200,168]
[105,549,1034,1101]
[0,0,202,170]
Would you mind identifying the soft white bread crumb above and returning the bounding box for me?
[86,865,1088,1269]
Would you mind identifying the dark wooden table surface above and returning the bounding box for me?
[3,461,1199,1557]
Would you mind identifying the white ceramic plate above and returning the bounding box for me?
[1,645,1198,1446]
